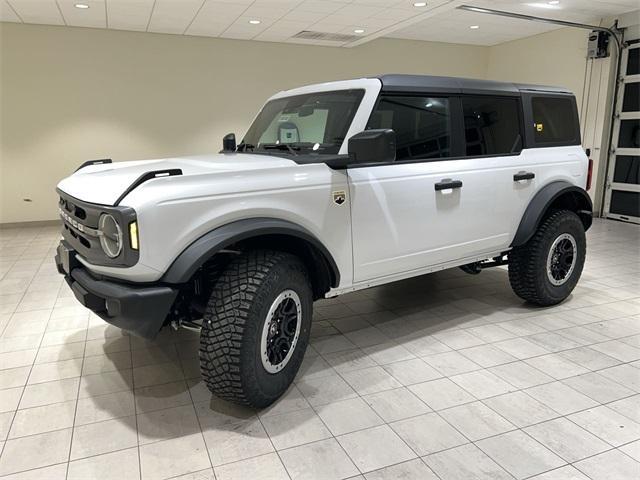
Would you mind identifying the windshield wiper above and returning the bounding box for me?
[237,142,255,152]
[259,143,300,156]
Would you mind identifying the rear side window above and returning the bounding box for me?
[462,97,522,156]
[367,96,451,161]
[531,96,578,144]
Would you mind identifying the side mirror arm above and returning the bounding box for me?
[324,156,352,170]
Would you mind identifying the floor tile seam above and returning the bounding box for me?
[175,337,213,477]
[0,291,56,463]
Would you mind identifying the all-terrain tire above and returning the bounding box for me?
[509,210,586,306]
[199,249,312,408]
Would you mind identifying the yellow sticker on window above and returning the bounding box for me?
[536,123,544,132]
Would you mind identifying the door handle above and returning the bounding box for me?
[514,171,535,181]
[435,179,463,191]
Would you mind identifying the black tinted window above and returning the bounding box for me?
[532,96,578,144]
[627,47,639,76]
[613,156,640,184]
[610,191,640,218]
[367,96,451,161]
[462,97,521,156]
[618,120,640,148]
[622,82,639,112]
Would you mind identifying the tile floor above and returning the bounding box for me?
[0,219,639,480]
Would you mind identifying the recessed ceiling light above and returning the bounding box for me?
[248,19,261,25]
[470,25,480,29]
[413,2,427,6]
[74,3,89,8]
[354,29,365,34]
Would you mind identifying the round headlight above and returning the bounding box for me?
[99,214,123,258]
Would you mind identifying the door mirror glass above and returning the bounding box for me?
[348,129,396,164]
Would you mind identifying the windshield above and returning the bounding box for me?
[240,89,365,155]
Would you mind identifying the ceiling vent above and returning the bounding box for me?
[292,30,361,43]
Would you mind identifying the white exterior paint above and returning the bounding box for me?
[56,77,588,294]
[62,154,354,284]
[348,146,586,284]
[57,154,296,207]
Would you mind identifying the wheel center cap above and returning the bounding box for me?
[269,321,278,336]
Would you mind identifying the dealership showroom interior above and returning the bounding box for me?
[2,0,640,479]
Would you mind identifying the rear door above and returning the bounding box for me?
[501,93,587,238]
[459,95,535,244]
[348,94,522,283]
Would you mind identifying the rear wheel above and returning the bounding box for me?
[509,210,586,306]
[199,250,312,408]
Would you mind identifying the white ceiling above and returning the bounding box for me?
[0,0,637,47]
[391,0,640,45]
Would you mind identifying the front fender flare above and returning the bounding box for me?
[511,181,593,248]
[162,217,340,286]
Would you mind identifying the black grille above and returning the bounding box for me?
[57,190,139,268]
[59,196,91,225]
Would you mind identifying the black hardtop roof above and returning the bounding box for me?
[376,74,573,97]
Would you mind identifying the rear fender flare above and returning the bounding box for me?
[511,181,592,247]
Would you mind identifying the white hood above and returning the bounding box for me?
[57,153,296,206]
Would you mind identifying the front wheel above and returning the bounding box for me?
[509,210,586,306]
[199,250,312,408]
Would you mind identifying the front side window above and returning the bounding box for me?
[241,90,364,155]
[462,97,522,156]
[367,96,451,161]
[531,96,578,144]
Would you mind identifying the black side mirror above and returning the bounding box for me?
[348,129,396,164]
[222,133,236,153]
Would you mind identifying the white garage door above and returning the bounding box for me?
[604,41,640,224]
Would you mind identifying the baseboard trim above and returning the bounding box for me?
[0,220,61,229]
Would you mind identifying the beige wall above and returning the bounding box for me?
[1,22,595,223]
[486,27,589,116]
[0,23,489,223]
[485,27,611,205]
[486,25,640,213]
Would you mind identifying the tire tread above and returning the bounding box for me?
[509,210,585,306]
[199,250,309,407]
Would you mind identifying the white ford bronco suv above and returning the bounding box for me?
[55,74,593,407]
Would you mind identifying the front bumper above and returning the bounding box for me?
[55,241,178,339]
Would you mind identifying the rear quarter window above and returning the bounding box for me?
[531,96,579,145]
